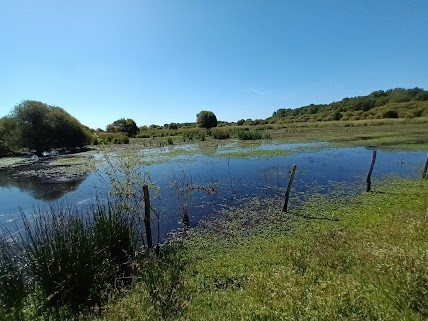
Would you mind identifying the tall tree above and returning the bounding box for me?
[196,110,217,129]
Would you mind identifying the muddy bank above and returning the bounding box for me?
[0,150,96,184]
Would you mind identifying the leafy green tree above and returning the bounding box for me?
[196,111,217,129]
[0,117,16,156]
[168,123,178,130]
[5,101,92,156]
[106,118,139,137]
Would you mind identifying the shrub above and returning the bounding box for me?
[182,129,205,141]
[98,133,129,144]
[168,123,178,130]
[382,110,399,118]
[136,133,151,138]
[236,130,263,140]
[211,129,230,140]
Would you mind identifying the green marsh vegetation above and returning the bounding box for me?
[90,178,428,321]
[3,176,426,320]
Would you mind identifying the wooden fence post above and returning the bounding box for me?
[143,184,153,249]
[182,208,190,229]
[366,150,377,192]
[283,164,297,212]
[422,154,428,179]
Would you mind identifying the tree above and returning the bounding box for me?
[106,118,139,137]
[5,100,92,155]
[168,123,178,130]
[196,110,217,129]
[0,117,16,156]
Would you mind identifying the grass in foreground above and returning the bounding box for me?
[96,178,428,321]
[3,178,426,320]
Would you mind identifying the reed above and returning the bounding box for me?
[0,237,26,321]
[5,199,140,314]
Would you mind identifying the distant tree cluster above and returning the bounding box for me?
[271,88,428,122]
[0,100,92,156]
[106,118,139,137]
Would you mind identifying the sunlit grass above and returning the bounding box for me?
[93,178,428,321]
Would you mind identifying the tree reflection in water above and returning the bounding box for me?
[0,174,87,201]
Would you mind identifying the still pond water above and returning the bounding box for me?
[0,143,426,240]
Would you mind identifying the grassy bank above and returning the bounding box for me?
[94,178,428,321]
[127,118,428,154]
[2,178,427,320]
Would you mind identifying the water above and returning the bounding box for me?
[0,144,426,240]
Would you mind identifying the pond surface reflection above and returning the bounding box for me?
[0,145,426,239]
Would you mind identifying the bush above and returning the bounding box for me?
[382,110,399,118]
[182,129,205,141]
[211,129,230,140]
[97,133,129,144]
[236,130,263,140]
[136,133,151,138]
[168,123,178,130]
[5,101,93,155]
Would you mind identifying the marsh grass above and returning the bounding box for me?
[0,199,140,318]
[0,238,26,321]
[4,178,426,320]
[92,178,428,321]
[236,130,263,140]
[21,205,100,311]
[270,120,428,150]
[138,245,188,320]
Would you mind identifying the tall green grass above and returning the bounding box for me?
[0,238,26,321]
[0,199,140,317]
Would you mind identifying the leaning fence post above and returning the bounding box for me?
[283,164,297,212]
[422,154,428,179]
[366,150,377,192]
[143,184,153,249]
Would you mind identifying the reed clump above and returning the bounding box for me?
[0,199,139,318]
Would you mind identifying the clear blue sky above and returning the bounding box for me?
[1,0,427,129]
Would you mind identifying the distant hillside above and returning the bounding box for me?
[271,88,428,123]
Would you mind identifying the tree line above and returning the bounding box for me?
[0,100,219,156]
[1,88,427,156]
[271,88,428,122]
